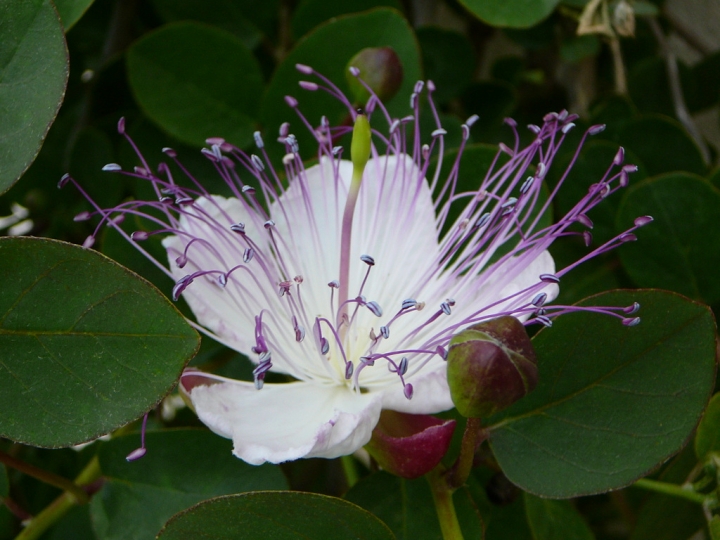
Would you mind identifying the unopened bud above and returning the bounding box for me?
[447,316,538,418]
[346,47,403,106]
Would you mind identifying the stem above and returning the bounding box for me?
[447,418,485,490]
[633,478,707,505]
[341,455,359,489]
[15,456,101,540]
[427,467,464,540]
[0,450,88,504]
[608,37,627,95]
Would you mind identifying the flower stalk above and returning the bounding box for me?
[427,465,465,540]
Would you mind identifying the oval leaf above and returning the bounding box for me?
[158,491,396,540]
[127,22,263,148]
[695,392,720,460]
[91,429,287,540]
[54,0,95,30]
[617,173,720,304]
[488,290,716,498]
[0,0,68,194]
[458,0,559,28]
[0,237,199,447]
[524,493,594,540]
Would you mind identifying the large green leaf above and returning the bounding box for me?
[488,290,716,498]
[458,0,559,28]
[54,0,95,30]
[345,471,483,540]
[157,491,396,539]
[262,8,421,160]
[291,0,403,39]
[91,430,287,540]
[127,22,264,148]
[617,173,720,304]
[0,237,199,447]
[524,493,594,540]
[0,0,68,194]
[695,392,720,459]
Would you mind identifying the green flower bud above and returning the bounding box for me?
[447,316,538,418]
[346,47,403,106]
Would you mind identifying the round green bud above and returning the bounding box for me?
[346,47,403,106]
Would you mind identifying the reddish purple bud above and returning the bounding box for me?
[447,316,538,418]
[345,47,403,105]
[365,410,456,479]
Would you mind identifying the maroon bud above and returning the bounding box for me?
[345,47,403,105]
[365,410,456,479]
[447,316,538,418]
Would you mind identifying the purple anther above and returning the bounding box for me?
[536,315,553,327]
[440,302,452,315]
[366,301,383,317]
[466,114,479,127]
[360,254,375,266]
[299,81,318,91]
[206,137,225,146]
[348,66,360,76]
[613,147,625,166]
[254,377,264,390]
[389,119,400,134]
[410,93,418,109]
[634,215,653,227]
[278,280,292,296]
[427,80,436,92]
[201,148,218,161]
[107,214,125,227]
[501,197,518,209]
[622,164,639,173]
[117,117,126,134]
[520,176,535,194]
[536,308,546,316]
[414,80,424,93]
[462,124,470,140]
[172,275,193,301]
[431,128,447,137]
[501,206,515,217]
[583,231,593,247]
[575,214,593,228]
[620,233,637,242]
[131,231,149,241]
[253,362,272,379]
[175,254,188,268]
[558,110,569,121]
[162,147,177,157]
[422,144,430,160]
[58,173,71,189]
[284,95,299,108]
[345,362,354,379]
[401,298,417,310]
[241,185,256,195]
[561,122,576,134]
[398,357,408,376]
[566,113,580,123]
[588,124,606,135]
[102,163,122,172]
[476,213,491,228]
[82,236,95,249]
[126,447,146,462]
[332,146,343,157]
[320,338,330,355]
[403,383,414,400]
[622,317,641,326]
[532,292,547,306]
[499,143,513,156]
[230,222,246,234]
[264,220,275,229]
[285,134,299,153]
[544,112,559,122]
[624,302,640,314]
[217,274,227,288]
[294,275,303,284]
[160,196,173,204]
[436,345,448,360]
[251,155,265,171]
[73,211,91,222]
[503,117,517,128]
[619,170,630,187]
[296,63,313,75]
[295,325,305,342]
[380,326,390,339]
[239,248,252,264]
[528,124,541,134]
[536,162,547,179]
[175,197,194,206]
[540,273,560,284]
[250,132,264,151]
[328,280,339,288]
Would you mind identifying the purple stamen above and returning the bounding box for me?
[403,383,414,400]
[102,163,122,172]
[366,301,383,317]
[540,274,560,284]
[624,302,640,314]
[623,317,641,326]
[125,412,148,462]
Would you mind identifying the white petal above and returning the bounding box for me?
[182,375,382,464]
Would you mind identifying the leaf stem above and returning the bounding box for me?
[15,456,101,540]
[447,418,485,490]
[0,450,88,504]
[427,466,464,540]
[633,478,707,505]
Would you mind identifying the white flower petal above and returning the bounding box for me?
[182,375,382,465]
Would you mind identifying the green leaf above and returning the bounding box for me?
[695,392,720,459]
[150,0,265,49]
[459,0,559,28]
[488,290,717,498]
[617,115,706,176]
[417,27,475,104]
[524,493,594,540]
[262,8,421,160]
[0,464,7,498]
[91,429,287,540]
[345,471,483,540]
[0,237,199,447]
[291,0,403,40]
[127,22,264,148]
[157,491,396,539]
[54,0,94,31]
[0,0,68,195]
[617,173,720,303]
